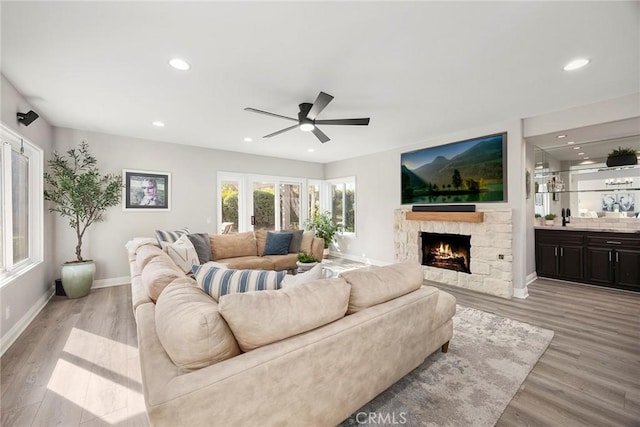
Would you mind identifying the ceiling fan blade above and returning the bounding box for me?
[312,126,330,143]
[244,107,297,122]
[306,92,334,120]
[315,118,370,126]
[263,124,299,138]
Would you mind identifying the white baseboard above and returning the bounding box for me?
[513,286,529,299]
[92,276,130,289]
[526,272,538,285]
[328,251,389,266]
[1,287,54,356]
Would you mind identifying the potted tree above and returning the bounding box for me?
[606,146,638,167]
[304,211,342,257]
[44,142,122,298]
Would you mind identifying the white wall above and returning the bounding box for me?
[1,74,56,352]
[52,128,324,282]
[325,119,528,293]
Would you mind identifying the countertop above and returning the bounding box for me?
[534,225,640,234]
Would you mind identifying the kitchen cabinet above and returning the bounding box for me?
[536,229,640,291]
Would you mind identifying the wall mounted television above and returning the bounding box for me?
[401,132,507,204]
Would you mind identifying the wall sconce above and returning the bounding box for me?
[17,110,39,126]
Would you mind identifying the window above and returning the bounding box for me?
[1,124,43,285]
[329,177,356,233]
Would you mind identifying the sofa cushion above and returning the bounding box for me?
[135,244,164,271]
[187,233,212,264]
[140,253,185,302]
[300,230,316,254]
[155,278,241,369]
[192,263,286,302]
[263,231,293,255]
[155,227,190,246]
[281,263,324,288]
[210,231,257,261]
[339,262,424,314]
[432,290,456,330]
[262,253,298,271]
[163,234,200,274]
[219,256,274,270]
[219,278,351,351]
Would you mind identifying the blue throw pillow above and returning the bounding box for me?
[263,231,293,255]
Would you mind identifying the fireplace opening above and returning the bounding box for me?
[421,232,471,274]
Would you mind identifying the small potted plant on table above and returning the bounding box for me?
[44,142,122,298]
[296,252,319,273]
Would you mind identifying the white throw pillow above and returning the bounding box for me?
[281,263,324,288]
[163,234,200,274]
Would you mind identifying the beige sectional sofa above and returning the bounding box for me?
[210,230,324,271]
[127,240,456,426]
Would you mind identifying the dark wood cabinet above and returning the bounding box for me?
[536,229,640,292]
[535,229,584,281]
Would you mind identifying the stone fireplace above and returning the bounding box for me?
[394,208,513,298]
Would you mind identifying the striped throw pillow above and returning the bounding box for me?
[192,263,286,302]
[156,227,190,246]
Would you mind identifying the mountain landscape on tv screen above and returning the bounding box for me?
[401,136,505,204]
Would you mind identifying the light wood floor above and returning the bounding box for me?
[1,262,639,426]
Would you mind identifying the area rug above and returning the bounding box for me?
[341,305,554,426]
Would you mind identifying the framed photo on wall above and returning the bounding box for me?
[123,169,171,211]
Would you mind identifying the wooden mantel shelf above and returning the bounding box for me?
[405,211,484,223]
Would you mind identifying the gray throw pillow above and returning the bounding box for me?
[187,233,212,264]
[287,229,304,253]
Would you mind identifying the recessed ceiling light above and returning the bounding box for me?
[578,152,585,155]
[152,121,165,127]
[557,134,567,139]
[583,156,589,159]
[567,141,575,145]
[563,58,590,71]
[169,58,190,71]
[573,147,580,150]
[307,148,314,153]
[244,137,253,142]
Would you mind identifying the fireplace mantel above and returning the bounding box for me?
[405,211,484,223]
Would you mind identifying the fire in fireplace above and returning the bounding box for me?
[421,232,471,274]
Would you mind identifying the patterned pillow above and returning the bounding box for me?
[163,234,200,274]
[156,227,190,246]
[192,263,286,302]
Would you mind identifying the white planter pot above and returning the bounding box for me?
[296,261,318,273]
[61,260,95,299]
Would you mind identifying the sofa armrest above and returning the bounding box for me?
[311,237,324,261]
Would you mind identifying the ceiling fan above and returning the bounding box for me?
[244,91,370,143]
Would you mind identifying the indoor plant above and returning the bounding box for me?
[606,146,638,167]
[304,211,343,256]
[44,141,122,298]
[544,213,556,226]
[296,252,319,272]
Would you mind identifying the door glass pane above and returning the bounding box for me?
[12,150,29,263]
[221,181,239,233]
[279,183,300,230]
[253,182,275,231]
[308,183,320,216]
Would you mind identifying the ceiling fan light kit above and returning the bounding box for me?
[244,91,370,143]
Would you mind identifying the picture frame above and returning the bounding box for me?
[123,169,171,211]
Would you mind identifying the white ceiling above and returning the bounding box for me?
[2,1,639,164]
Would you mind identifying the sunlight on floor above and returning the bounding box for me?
[46,327,147,425]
